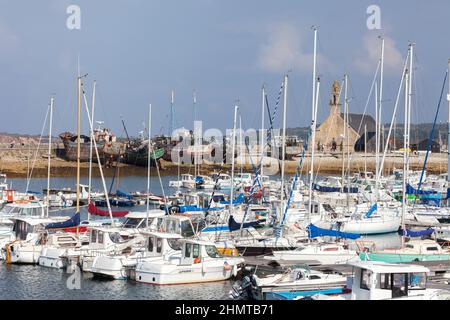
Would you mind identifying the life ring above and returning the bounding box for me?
[194,257,201,264]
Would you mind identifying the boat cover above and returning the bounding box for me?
[398,228,435,237]
[228,215,265,232]
[219,193,245,205]
[307,224,361,240]
[116,190,133,199]
[45,212,80,229]
[88,201,129,217]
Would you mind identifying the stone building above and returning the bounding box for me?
[314,81,376,153]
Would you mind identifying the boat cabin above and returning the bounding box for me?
[11,217,55,241]
[180,239,222,265]
[155,215,196,238]
[122,210,165,229]
[348,261,430,300]
[87,227,138,250]
[142,231,183,258]
[1,202,47,220]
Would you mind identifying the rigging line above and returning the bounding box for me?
[416,70,448,193]
[26,104,50,192]
[345,61,381,172]
[278,125,313,234]
[377,48,411,182]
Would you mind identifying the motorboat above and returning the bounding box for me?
[134,238,244,285]
[265,241,360,265]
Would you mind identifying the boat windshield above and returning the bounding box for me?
[1,206,15,214]
[109,232,125,243]
[168,239,182,251]
[408,273,427,290]
[122,218,143,229]
[205,245,221,258]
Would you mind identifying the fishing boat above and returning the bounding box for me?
[2,216,70,264]
[59,127,123,162]
[134,238,244,285]
[123,140,165,167]
[94,231,184,280]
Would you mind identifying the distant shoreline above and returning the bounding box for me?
[1,152,447,178]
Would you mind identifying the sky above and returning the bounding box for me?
[0,0,449,137]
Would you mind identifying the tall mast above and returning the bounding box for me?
[76,76,81,213]
[375,82,379,200]
[170,90,175,138]
[87,81,96,221]
[46,97,54,217]
[193,91,198,176]
[402,68,409,246]
[378,37,385,182]
[261,85,265,177]
[279,75,288,224]
[364,124,367,178]
[230,104,239,216]
[239,115,243,175]
[448,59,450,188]
[344,74,350,213]
[146,104,152,228]
[407,44,414,180]
[309,27,318,214]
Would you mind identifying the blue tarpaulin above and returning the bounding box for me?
[307,224,361,240]
[219,193,245,205]
[398,228,435,237]
[116,190,133,199]
[178,205,223,213]
[228,215,264,232]
[45,212,80,229]
[406,184,436,195]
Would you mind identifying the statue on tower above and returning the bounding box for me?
[330,80,340,106]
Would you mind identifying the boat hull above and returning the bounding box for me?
[359,252,450,263]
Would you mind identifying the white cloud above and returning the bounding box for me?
[257,22,330,74]
[354,33,404,75]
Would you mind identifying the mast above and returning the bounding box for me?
[280,74,288,223]
[170,90,175,138]
[87,81,96,221]
[375,82,379,200]
[261,85,265,177]
[344,74,350,213]
[309,27,318,214]
[46,97,54,217]
[407,44,414,182]
[76,76,82,213]
[146,104,152,228]
[239,115,243,176]
[378,37,385,183]
[448,59,450,188]
[364,124,367,178]
[401,68,409,246]
[230,104,239,216]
